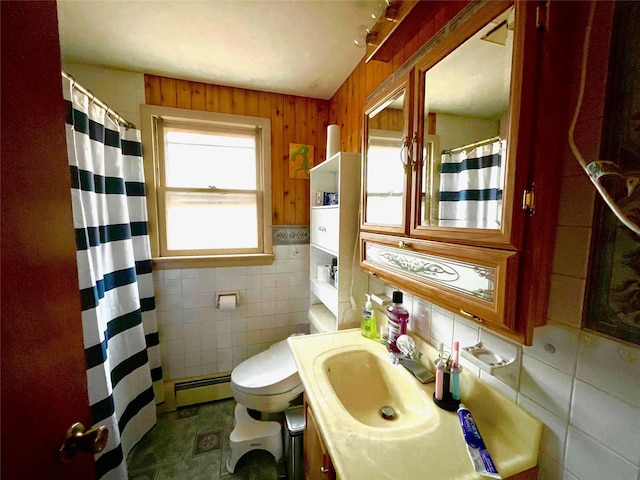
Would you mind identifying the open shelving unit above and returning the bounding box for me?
[309,152,367,332]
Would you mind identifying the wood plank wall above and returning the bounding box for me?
[144,75,329,226]
[328,0,469,153]
[144,0,467,226]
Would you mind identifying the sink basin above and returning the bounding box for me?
[317,347,431,428]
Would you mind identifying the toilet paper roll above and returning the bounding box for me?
[317,264,331,283]
[326,124,341,159]
[218,294,237,311]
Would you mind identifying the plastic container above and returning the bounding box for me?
[360,294,377,340]
[386,291,409,354]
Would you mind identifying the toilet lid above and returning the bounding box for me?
[231,339,301,396]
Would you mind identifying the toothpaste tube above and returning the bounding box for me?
[457,404,501,479]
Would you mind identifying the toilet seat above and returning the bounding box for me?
[231,339,301,396]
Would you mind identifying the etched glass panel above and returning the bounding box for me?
[365,243,495,302]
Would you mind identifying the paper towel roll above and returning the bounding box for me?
[218,294,237,311]
[326,124,341,159]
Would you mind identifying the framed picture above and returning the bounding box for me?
[289,143,314,179]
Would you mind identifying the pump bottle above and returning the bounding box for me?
[361,294,377,340]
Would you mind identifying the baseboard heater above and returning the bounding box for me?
[173,373,233,408]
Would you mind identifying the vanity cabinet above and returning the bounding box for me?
[360,0,550,344]
[309,152,367,332]
[303,402,335,480]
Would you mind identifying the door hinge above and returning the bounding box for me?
[536,1,550,32]
[522,186,536,215]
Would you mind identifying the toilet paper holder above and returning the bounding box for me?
[216,291,240,308]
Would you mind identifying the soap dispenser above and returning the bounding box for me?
[361,294,377,340]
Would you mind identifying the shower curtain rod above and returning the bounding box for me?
[62,71,136,129]
[442,135,501,154]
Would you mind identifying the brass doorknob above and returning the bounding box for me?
[59,422,109,463]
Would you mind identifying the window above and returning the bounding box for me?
[140,105,272,268]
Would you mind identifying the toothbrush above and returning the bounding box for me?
[452,341,460,400]
[453,341,459,368]
[435,341,445,400]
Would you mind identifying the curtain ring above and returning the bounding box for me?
[67,73,76,90]
[87,90,96,104]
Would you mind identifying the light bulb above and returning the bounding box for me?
[354,24,370,48]
[370,0,388,21]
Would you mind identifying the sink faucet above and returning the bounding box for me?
[390,335,435,384]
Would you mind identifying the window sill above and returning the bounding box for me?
[152,253,275,270]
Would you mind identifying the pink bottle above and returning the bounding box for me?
[386,291,409,354]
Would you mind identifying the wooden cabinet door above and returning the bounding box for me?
[361,72,414,236]
[304,403,335,480]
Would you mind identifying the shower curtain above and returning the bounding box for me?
[438,139,505,229]
[63,75,162,480]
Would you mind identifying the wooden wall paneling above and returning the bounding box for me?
[271,94,285,225]
[232,87,246,115]
[257,91,271,119]
[392,43,406,72]
[160,77,177,107]
[316,99,329,165]
[176,79,191,109]
[347,74,357,151]
[365,59,376,98]
[190,82,206,111]
[404,27,419,60]
[145,74,162,105]
[293,97,309,225]
[354,61,365,152]
[282,96,297,225]
[205,84,220,112]
[246,89,259,117]
[372,60,384,92]
[219,86,233,114]
[381,61,393,86]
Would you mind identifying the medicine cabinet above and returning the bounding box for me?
[361,0,542,343]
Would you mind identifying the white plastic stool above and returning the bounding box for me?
[226,403,283,473]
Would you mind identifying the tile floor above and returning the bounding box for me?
[127,399,283,480]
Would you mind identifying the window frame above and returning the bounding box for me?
[140,105,273,269]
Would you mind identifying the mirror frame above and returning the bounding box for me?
[361,71,414,235]
[409,0,538,250]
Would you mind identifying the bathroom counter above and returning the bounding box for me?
[288,329,541,480]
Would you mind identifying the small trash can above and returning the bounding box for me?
[284,405,305,480]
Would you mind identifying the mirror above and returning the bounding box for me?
[365,89,406,226]
[420,6,515,229]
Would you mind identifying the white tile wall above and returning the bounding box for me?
[155,245,310,379]
[565,426,639,480]
[387,284,640,480]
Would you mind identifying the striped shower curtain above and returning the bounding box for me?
[438,139,506,229]
[63,76,163,479]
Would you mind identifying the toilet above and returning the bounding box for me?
[226,337,304,473]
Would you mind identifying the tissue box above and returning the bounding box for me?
[324,192,338,205]
[315,192,338,206]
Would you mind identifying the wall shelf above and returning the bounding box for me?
[309,152,367,332]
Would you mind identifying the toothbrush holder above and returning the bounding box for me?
[433,365,462,411]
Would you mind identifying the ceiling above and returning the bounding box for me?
[56,0,383,100]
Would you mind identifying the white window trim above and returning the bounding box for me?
[140,104,273,269]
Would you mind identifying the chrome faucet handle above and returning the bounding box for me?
[397,334,422,360]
